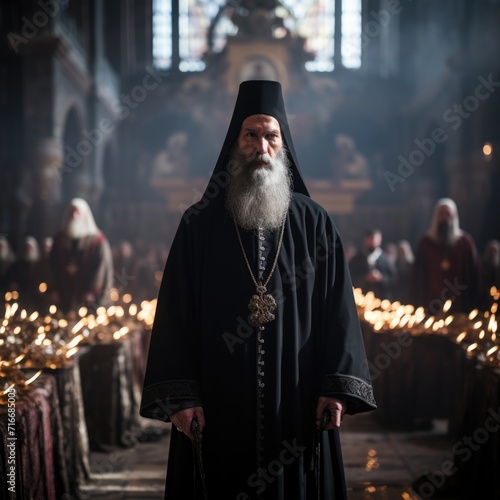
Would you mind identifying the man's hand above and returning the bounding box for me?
[316,397,346,430]
[170,406,205,440]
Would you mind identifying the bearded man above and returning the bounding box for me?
[50,198,113,313]
[140,80,376,499]
[411,198,479,314]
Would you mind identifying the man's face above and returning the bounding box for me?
[436,205,453,223]
[364,233,381,252]
[237,114,283,165]
[69,204,81,219]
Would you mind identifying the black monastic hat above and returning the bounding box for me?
[203,80,310,198]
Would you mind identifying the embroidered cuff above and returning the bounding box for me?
[321,373,376,413]
[140,379,202,421]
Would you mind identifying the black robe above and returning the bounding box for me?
[140,192,376,499]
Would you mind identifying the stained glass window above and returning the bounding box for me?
[153,0,172,69]
[153,0,363,72]
[280,0,336,72]
[179,0,215,72]
[341,0,362,69]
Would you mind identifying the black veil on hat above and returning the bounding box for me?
[202,80,310,198]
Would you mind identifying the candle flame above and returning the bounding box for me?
[468,309,479,320]
[71,319,86,334]
[488,315,497,334]
[65,347,79,359]
[424,317,435,329]
[467,342,478,353]
[0,383,16,396]
[66,334,84,349]
[24,370,43,386]
[487,345,499,357]
[13,353,26,365]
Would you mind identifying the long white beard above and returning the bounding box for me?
[226,147,292,231]
[64,218,94,239]
[63,198,99,239]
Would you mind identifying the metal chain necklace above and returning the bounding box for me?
[235,221,286,326]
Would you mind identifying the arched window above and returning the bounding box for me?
[153,0,173,69]
[153,0,362,72]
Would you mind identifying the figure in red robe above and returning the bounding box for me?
[411,198,479,314]
[50,198,113,313]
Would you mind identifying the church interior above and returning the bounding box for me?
[1,0,500,498]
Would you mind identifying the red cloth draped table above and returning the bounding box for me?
[52,363,91,492]
[0,374,69,500]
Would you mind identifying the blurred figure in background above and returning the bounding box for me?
[344,241,357,263]
[134,244,163,301]
[37,236,55,311]
[383,242,398,267]
[6,235,44,311]
[38,236,54,284]
[112,240,137,297]
[480,239,500,310]
[393,239,415,304]
[410,198,479,314]
[50,198,114,313]
[349,228,397,300]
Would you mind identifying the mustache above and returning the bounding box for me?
[248,152,272,166]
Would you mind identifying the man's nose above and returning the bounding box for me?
[256,138,268,154]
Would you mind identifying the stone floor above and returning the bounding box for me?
[81,413,465,499]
